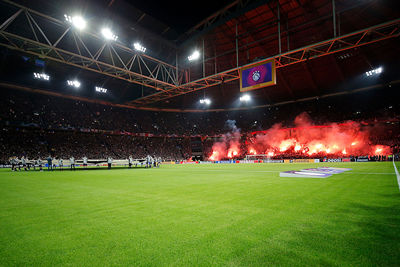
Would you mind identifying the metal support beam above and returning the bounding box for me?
[3,79,398,113]
[0,0,182,93]
[214,43,217,74]
[130,19,400,106]
[180,0,272,47]
[175,52,178,86]
[277,0,281,54]
[202,38,205,77]
[235,23,239,67]
[332,0,336,37]
[286,19,290,51]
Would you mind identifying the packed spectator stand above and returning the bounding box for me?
[0,85,399,164]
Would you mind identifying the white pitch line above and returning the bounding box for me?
[393,158,400,191]
[347,172,394,175]
[161,169,394,175]
[160,169,280,173]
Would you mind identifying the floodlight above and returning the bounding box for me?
[199,98,211,105]
[64,14,72,22]
[365,66,383,77]
[72,16,86,30]
[64,14,86,30]
[188,50,200,61]
[134,42,146,53]
[95,86,107,93]
[33,72,50,81]
[101,28,118,41]
[239,94,251,102]
[67,80,81,88]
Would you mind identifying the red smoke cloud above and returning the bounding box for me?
[209,113,391,160]
[209,120,241,161]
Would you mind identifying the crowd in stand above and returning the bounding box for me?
[0,128,191,163]
[1,87,399,136]
[0,86,399,163]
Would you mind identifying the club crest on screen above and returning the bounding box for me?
[252,70,261,82]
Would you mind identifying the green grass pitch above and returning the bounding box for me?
[0,162,399,266]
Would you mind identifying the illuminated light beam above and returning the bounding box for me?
[64,14,86,30]
[188,50,200,61]
[365,67,383,77]
[67,79,81,88]
[239,94,251,102]
[33,72,50,80]
[199,98,211,105]
[95,86,107,93]
[133,42,146,53]
[101,27,118,41]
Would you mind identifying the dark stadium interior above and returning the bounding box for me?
[0,0,399,162]
[1,1,400,266]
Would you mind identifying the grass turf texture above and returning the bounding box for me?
[0,162,399,266]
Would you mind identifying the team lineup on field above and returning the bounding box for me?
[8,155,162,171]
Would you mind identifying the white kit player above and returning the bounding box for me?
[107,157,113,169]
[37,158,43,171]
[128,156,133,168]
[70,156,75,170]
[21,156,27,171]
[83,156,88,169]
[58,158,63,171]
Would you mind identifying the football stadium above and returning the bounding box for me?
[0,0,399,265]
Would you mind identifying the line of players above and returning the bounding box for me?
[9,155,161,171]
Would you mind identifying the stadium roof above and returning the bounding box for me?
[0,0,399,111]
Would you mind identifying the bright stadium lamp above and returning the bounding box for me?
[101,28,118,41]
[199,98,211,105]
[33,72,50,81]
[365,66,383,77]
[239,94,251,102]
[64,14,86,30]
[95,86,107,93]
[134,42,146,53]
[67,79,81,88]
[188,50,200,61]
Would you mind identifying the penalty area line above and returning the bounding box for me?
[393,158,400,191]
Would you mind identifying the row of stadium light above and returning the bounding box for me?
[34,72,107,93]
[199,98,211,105]
[365,67,383,77]
[95,86,107,93]
[65,13,203,57]
[239,94,251,102]
[64,14,145,52]
[200,94,251,106]
[188,50,200,61]
[33,72,50,81]
[199,65,382,106]
[67,79,81,88]
[34,70,253,102]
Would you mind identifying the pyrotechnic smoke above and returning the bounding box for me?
[209,120,241,161]
[209,113,391,160]
[249,112,391,157]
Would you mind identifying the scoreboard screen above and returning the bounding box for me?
[239,59,276,92]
